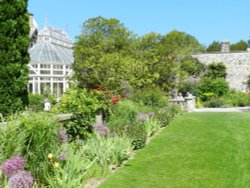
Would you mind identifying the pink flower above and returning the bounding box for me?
[9,170,34,188]
[1,156,26,177]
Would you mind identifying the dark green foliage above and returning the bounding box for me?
[0,0,30,116]
[156,104,180,127]
[198,77,229,98]
[107,100,147,149]
[113,122,147,150]
[230,40,248,51]
[108,100,139,130]
[65,113,95,140]
[73,17,204,93]
[178,81,200,96]
[130,87,168,108]
[160,30,205,56]
[206,41,221,52]
[180,57,205,77]
[203,97,225,107]
[28,94,44,111]
[204,62,227,79]
[73,16,134,91]
[224,92,250,107]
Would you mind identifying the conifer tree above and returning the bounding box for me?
[0,0,30,116]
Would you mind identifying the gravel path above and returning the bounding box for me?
[193,106,250,112]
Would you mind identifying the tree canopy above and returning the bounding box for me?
[230,40,248,51]
[73,17,205,94]
[206,41,221,52]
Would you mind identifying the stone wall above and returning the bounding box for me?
[192,51,250,91]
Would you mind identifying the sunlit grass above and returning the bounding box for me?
[99,112,250,188]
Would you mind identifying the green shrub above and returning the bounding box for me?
[204,62,227,79]
[52,87,100,114]
[198,77,229,99]
[203,97,225,108]
[156,104,180,127]
[130,87,168,108]
[107,100,147,149]
[28,94,44,111]
[65,113,95,140]
[108,100,139,130]
[0,116,27,162]
[224,92,250,107]
[112,122,147,150]
[0,112,61,185]
[178,81,200,96]
[53,87,113,140]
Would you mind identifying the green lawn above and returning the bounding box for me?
[99,112,250,188]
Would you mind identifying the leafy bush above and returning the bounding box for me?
[108,100,139,130]
[107,100,147,149]
[178,80,200,97]
[53,86,114,140]
[204,62,227,79]
[203,97,225,108]
[112,121,147,150]
[52,87,100,114]
[224,92,250,107]
[28,94,44,111]
[198,77,229,98]
[130,87,168,108]
[65,113,95,140]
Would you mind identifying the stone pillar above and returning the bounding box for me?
[221,41,230,53]
[95,109,103,124]
[184,93,195,112]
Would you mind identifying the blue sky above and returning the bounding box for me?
[28,0,250,46]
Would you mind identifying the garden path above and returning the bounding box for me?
[193,106,250,112]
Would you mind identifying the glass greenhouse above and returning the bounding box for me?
[28,25,73,98]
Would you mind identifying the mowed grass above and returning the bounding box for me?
[99,113,250,188]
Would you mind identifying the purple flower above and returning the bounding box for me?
[58,153,66,161]
[9,170,33,188]
[57,130,68,143]
[92,123,110,137]
[148,112,155,119]
[1,156,26,177]
[137,113,149,121]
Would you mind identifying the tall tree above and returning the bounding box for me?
[160,30,205,58]
[73,16,135,91]
[207,41,221,52]
[230,40,248,51]
[0,0,30,116]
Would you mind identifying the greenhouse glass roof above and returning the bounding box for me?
[29,27,73,65]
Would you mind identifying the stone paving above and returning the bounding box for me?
[193,106,250,112]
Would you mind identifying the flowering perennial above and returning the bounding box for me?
[111,96,119,104]
[9,170,34,188]
[57,130,68,143]
[92,123,110,137]
[1,156,26,177]
[137,113,149,122]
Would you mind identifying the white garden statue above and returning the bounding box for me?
[44,99,51,111]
